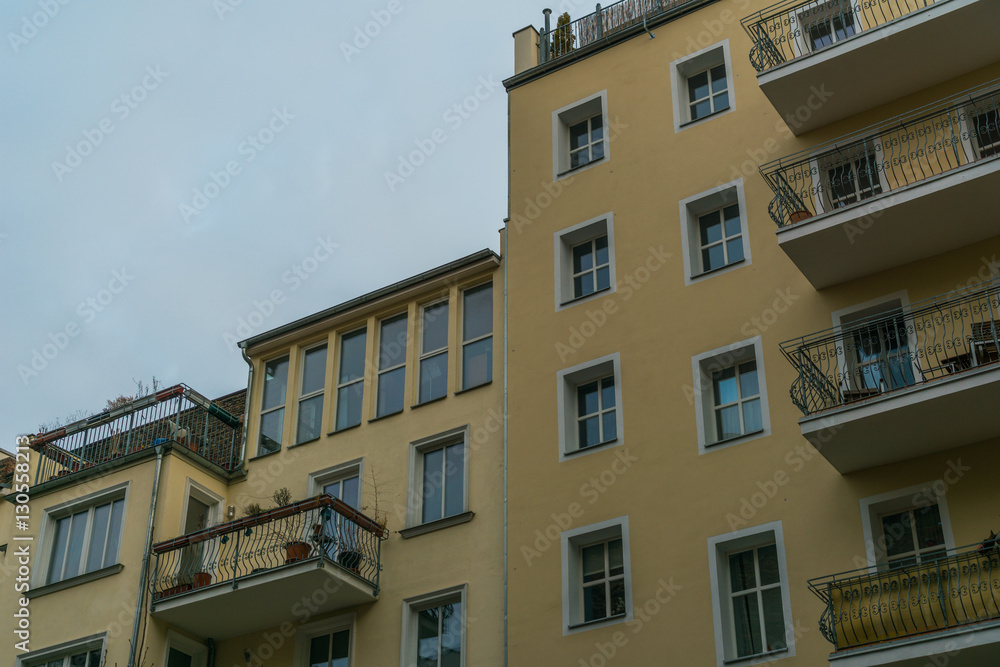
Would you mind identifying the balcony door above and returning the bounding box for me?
[792,0,864,58]
[320,475,361,562]
[836,298,920,399]
[179,484,222,586]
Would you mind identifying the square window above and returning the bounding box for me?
[679,181,750,283]
[335,328,367,430]
[708,522,795,665]
[295,344,327,444]
[860,482,955,570]
[561,517,632,634]
[376,314,407,418]
[552,91,609,179]
[406,427,469,530]
[401,587,466,667]
[419,301,449,403]
[671,42,734,131]
[811,139,886,214]
[554,214,615,309]
[557,353,623,460]
[294,614,354,667]
[461,283,493,390]
[692,338,770,453]
[258,355,289,455]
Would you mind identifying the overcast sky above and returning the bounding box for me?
[1,0,552,449]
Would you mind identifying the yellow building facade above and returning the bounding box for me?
[504,0,1000,665]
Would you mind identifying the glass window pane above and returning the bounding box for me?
[259,409,284,454]
[691,99,712,120]
[609,578,626,616]
[729,549,757,592]
[595,235,609,265]
[570,149,586,169]
[463,284,492,341]
[703,245,725,272]
[713,367,737,405]
[582,544,605,582]
[63,511,88,580]
[608,538,624,575]
[417,607,440,666]
[440,602,462,667]
[302,345,327,396]
[882,511,915,557]
[739,362,759,396]
[379,315,407,369]
[732,592,763,657]
[104,499,124,567]
[569,120,589,149]
[590,115,603,139]
[88,650,102,667]
[376,366,405,417]
[724,211,741,237]
[710,65,727,91]
[420,351,448,403]
[602,411,617,442]
[726,238,744,263]
[583,583,607,622]
[574,273,594,298]
[762,587,787,651]
[601,377,615,407]
[716,405,741,440]
[596,266,611,292]
[262,357,289,410]
[573,242,593,273]
[742,399,762,434]
[335,382,363,430]
[758,544,780,585]
[579,417,600,448]
[591,140,605,161]
[714,90,730,112]
[578,382,599,416]
[422,303,449,353]
[914,505,944,550]
[699,211,722,244]
[688,71,709,101]
[70,653,89,667]
[462,337,492,389]
[338,330,367,383]
[296,394,324,443]
[444,444,465,518]
[342,476,360,508]
[422,448,445,524]
[48,515,71,582]
[309,635,330,667]
[86,502,111,573]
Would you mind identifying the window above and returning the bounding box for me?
[19,635,106,667]
[401,586,465,667]
[860,483,955,570]
[557,353,623,460]
[966,101,1000,159]
[679,181,751,283]
[309,461,363,560]
[834,296,919,398]
[561,517,632,634]
[296,344,327,444]
[461,283,492,389]
[671,42,733,131]
[554,214,615,309]
[46,495,125,584]
[163,630,208,667]
[692,338,771,453]
[335,328,366,430]
[27,649,103,667]
[419,301,449,403]
[406,427,469,530]
[708,522,795,665]
[258,355,289,455]
[811,140,886,214]
[376,314,407,418]
[552,91,609,178]
[295,615,353,667]
[794,0,858,54]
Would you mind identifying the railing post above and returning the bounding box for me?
[596,4,603,38]
[232,530,241,589]
[541,8,552,63]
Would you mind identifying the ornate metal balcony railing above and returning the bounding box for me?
[809,543,1000,651]
[538,0,700,63]
[761,82,1000,228]
[741,0,936,74]
[28,384,242,485]
[780,282,1000,416]
[150,495,386,603]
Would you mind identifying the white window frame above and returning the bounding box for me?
[552,91,609,180]
[708,521,796,666]
[810,138,888,215]
[258,354,290,455]
[375,312,408,418]
[17,633,106,667]
[295,341,328,444]
[670,41,734,132]
[400,585,467,667]
[308,458,364,500]
[295,613,355,667]
[406,426,470,530]
[460,281,493,390]
[679,180,751,284]
[418,298,450,404]
[692,338,771,454]
[791,0,867,57]
[554,213,616,311]
[859,482,956,570]
[557,352,623,461]
[561,516,633,635]
[35,482,130,588]
[334,326,367,431]
[163,629,209,667]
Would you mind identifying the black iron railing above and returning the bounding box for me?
[150,495,386,603]
[28,384,242,484]
[780,282,1000,416]
[539,0,700,63]
[741,0,937,73]
[761,83,1000,228]
[809,543,1000,651]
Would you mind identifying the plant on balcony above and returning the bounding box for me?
[550,12,575,58]
[978,529,1000,555]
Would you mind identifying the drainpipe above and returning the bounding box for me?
[502,216,510,667]
[128,445,165,667]
[207,638,216,666]
[238,343,254,464]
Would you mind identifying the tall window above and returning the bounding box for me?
[569,114,605,170]
[728,544,787,658]
[687,64,729,121]
[581,538,626,623]
[970,106,1000,158]
[711,360,762,442]
[572,237,611,299]
[880,504,946,569]
[421,442,465,524]
[414,600,463,667]
[308,629,350,667]
[577,376,617,449]
[419,301,449,403]
[258,356,289,455]
[376,315,407,417]
[296,345,327,444]
[47,497,125,584]
[462,284,493,389]
[825,151,882,209]
[801,0,857,51]
[335,329,366,430]
[698,204,743,273]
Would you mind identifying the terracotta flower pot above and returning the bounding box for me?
[192,572,211,588]
[788,210,812,224]
[285,541,311,564]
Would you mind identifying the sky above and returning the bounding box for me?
[0,0,553,449]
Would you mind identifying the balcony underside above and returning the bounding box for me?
[759,0,1000,135]
[776,157,1000,289]
[150,557,376,639]
[829,621,1000,667]
[800,363,1000,473]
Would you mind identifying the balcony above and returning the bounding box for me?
[809,544,1000,665]
[27,384,243,485]
[780,282,1000,473]
[741,0,1000,134]
[762,83,1000,288]
[149,495,386,639]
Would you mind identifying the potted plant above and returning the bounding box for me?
[270,487,312,564]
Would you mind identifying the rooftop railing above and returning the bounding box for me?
[761,82,1000,228]
[741,0,937,74]
[150,495,386,603]
[760,81,1000,228]
[538,0,700,63]
[809,542,1000,651]
[28,384,243,485]
[779,282,1000,416]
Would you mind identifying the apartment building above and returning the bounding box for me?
[3,249,502,666]
[503,0,1000,665]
